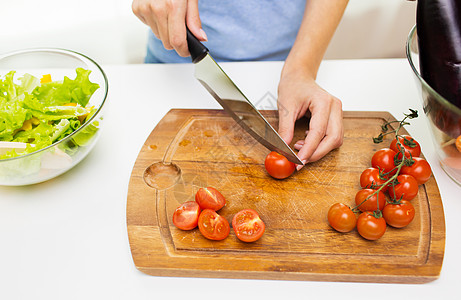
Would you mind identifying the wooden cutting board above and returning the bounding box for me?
[126,109,445,283]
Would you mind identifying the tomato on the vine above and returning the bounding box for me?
[388,174,419,201]
[383,200,415,228]
[172,201,201,230]
[264,151,296,179]
[232,209,265,242]
[195,187,226,211]
[327,203,356,233]
[355,189,386,212]
[390,135,421,158]
[400,157,432,184]
[198,209,230,241]
[371,148,397,175]
[356,212,387,240]
[359,167,389,192]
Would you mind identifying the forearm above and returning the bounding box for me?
[283,0,349,79]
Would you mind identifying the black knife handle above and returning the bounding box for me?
[186,27,208,63]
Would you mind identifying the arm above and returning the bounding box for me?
[277,0,349,169]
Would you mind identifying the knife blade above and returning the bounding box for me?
[186,29,303,165]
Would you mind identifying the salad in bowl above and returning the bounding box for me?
[0,48,108,186]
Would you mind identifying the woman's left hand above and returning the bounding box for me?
[277,71,343,170]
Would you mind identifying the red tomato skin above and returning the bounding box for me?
[360,167,389,192]
[195,187,226,211]
[198,209,230,241]
[383,200,415,228]
[388,174,419,201]
[264,151,296,179]
[327,203,357,233]
[356,212,387,241]
[355,189,386,212]
[390,135,421,158]
[400,157,432,185]
[172,201,201,230]
[232,209,266,242]
[371,148,398,175]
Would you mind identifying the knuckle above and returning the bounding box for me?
[169,35,186,49]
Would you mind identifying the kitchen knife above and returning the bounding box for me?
[186,29,303,165]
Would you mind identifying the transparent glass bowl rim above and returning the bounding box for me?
[0,47,109,162]
[406,25,461,117]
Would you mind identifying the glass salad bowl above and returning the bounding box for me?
[406,26,461,186]
[0,48,108,186]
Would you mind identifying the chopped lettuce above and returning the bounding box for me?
[0,68,100,159]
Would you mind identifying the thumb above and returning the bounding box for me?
[277,108,295,145]
[186,0,207,41]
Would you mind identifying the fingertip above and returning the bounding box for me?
[199,29,207,41]
[296,160,307,171]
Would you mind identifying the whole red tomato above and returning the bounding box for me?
[172,201,201,230]
[400,157,432,185]
[232,209,265,242]
[390,135,421,158]
[388,174,419,201]
[360,167,389,192]
[327,203,357,233]
[356,212,387,240]
[264,151,296,179]
[371,148,397,175]
[198,209,230,241]
[383,200,415,228]
[355,189,386,212]
[195,187,226,211]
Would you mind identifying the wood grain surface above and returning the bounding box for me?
[126,109,445,283]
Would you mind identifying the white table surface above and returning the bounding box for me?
[1,59,459,300]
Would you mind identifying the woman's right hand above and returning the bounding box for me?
[132,0,207,57]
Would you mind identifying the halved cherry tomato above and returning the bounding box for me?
[232,209,265,242]
[383,200,415,228]
[400,157,432,184]
[390,135,421,158]
[264,151,296,179]
[355,189,386,212]
[195,187,226,211]
[388,174,419,201]
[327,203,356,233]
[371,148,397,175]
[359,167,389,192]
[356,212,387,240]
[172,201,201,230]
[198,209,230,240]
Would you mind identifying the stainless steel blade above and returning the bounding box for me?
[194,54,303,165]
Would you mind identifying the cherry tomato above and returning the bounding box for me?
[359,167,389,192]
[400,157,432,185]
[198,209,230,241]
[327,203,357,233]
[383,200,415,228]
[371,148,397,175]
[232,209,265,242]
[264,151,296,179]
[388,174,419,201]
[195,187,226,211]
[355,189,386,212]
[356,212,387,240]
[172,201,201,230]
[390,135,421,158]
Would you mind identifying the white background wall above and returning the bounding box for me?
[1,0,416,65]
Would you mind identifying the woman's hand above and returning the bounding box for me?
[132,0,207,57]
[277,71,343,170]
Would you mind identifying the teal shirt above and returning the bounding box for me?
[145,0,306,63]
